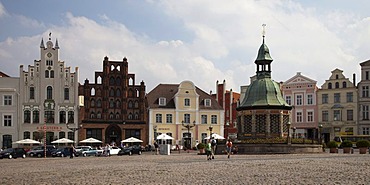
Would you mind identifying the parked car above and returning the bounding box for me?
[0,148,26,159]
[74,146,92,157]
[51,147,72,157]
[27,145,57,157]
[109,146,121,155]
[80,148,99,157]
[118,145,142,156]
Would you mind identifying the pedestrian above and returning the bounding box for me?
[211,137,217,159]
[226,139,233,159]
[154,142,159,155]
[206,139,212,160]
[69,144,75,159]
[106,144,111,157]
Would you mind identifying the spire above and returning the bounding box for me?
[40,38,45,48]
[255,24,273,62]
[55,39,59,49]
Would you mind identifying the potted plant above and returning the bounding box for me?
[340,140,353,154]
[327,141,338,153]
[356,140,370,154]
[197,143,206,154]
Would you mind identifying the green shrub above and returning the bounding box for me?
[356,140,370,148]
[340,140,353,148]
[197,143,206,149]
[327,141,338,148]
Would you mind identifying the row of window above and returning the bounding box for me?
[285,94,314,106]
[89,99,140,109]
[327,81,347,89]
[26,87,70,100]
[89,111,140,120]
[295,111,314,123]
[321,109,354,122]
[321,92,353,104]
[23,110,74,124]
[159,97,211,107]
[155,114,218,124]
[90,87,140,97]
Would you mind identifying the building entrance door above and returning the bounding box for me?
[105,124,121,146]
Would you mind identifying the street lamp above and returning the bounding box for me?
[153,125,157,143]
[66,123,83,145]
[318,124,323,145]
[292,127,296,139]
[209,125,213,141]
[286,122,291,145]
[225,121,230,139]
[182,121,195,150]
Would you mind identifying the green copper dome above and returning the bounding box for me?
[237,78,291,110]
[237,36,291,111]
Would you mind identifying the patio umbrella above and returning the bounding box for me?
[13,139,41,144]
[156,133,174,140]
[51,138,75,144]
[121,137,143,143]
[205,133,225,140]
[79,137,102,144]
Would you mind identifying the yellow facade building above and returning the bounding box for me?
[147,81,224,149]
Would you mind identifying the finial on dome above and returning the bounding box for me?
[49,32,52,41]
[262,24,266,44]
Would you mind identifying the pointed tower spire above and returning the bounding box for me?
[40,38,45,48]
[55,39,59,49]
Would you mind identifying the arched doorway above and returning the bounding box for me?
[105,124,121,146]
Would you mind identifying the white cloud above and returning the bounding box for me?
[0,1,369,94]
[0,2,7,18]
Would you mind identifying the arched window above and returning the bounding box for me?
[45,70,49,78]
[128,101,133,108]
[116,89,121,97]
[115,113,120,119]
[97,76,102,84]
[134,101,139,108]
[135,112,139,120]
[68,111,74,123]
[136,89,139,97]
[109,112,114,119]
[343,82,347,88]
[128,89,133,97]
[109,77,115,85]
[90,99,95,107]
[117,66,121,71]
[24,110,31,123]
[109,88,115,97]
[90,112,95,119]
[116,77,121,85]
[109,99,114,108]
[128,112,133,120]
[50,70,54,78]
[129,77,133,85]
[335,82,339,88]
[47,86,53,99]
[91,88,95,96]
[97,99,102,107]
[328,83,332,89]
[96,88,101,96]
[97,112,102,119]
[111,65,115,71]
[116,100,121,108]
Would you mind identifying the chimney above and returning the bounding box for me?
[353,73,356,87]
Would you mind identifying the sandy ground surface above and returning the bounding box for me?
[0,150,369,185]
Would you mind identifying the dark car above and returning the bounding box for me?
[118,145,142,156]
[51,147,72,157]
[27,145,57,157]
[0,148,26,159]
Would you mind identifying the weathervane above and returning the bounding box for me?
[262,24,266,43]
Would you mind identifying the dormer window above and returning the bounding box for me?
[159,97,166,106]
[204,99,211,107]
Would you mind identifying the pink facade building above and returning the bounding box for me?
[282,72,319,139]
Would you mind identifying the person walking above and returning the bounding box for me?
[154,142,159,155]
[226,139,233,159]
[206,140,212,160]
[69,145,75,159]
[211,137,217,159]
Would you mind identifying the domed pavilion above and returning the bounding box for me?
[236,34,292,139]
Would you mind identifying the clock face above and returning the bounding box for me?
[47,52,52,58]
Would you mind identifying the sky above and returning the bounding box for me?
[0,0,369,93]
